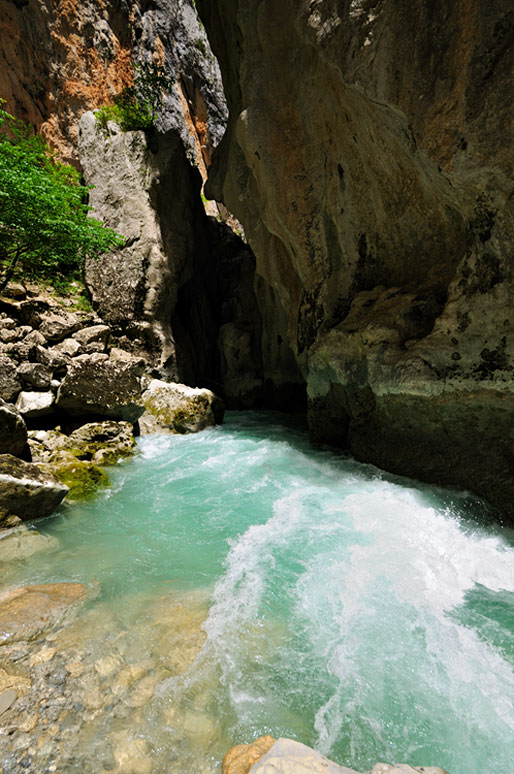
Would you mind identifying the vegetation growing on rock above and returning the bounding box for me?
[0,103,124,291]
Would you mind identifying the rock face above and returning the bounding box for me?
[78,113,266,405]
[79,112,210,376]
[223,738,450,774]
[140,379,224,434]
[0,454,68,521]
[0,0,226,169]
[198,0,514,520]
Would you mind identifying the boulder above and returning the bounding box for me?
[16,390,55,418]
[2,282,26,300]
[56,352,144,422]
[223,738,450,774]
[39,311,82,343]
[223,736,276,774]
[17,362,52,390]
[0,355,21,401]
[72,324,110,349]
[52,337,81,357]
[0,399,27,457]
[0,583,89,644]
[36,344,69,373]
[139,379,224,434]
[0,454,68,521]
[68,421,136,465]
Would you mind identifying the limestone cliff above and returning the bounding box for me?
[198,0,514,520]
[78,111,264,402]
[0,0,226,169]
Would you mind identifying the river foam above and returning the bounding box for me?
[2,412,513,773]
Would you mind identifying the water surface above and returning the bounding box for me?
[2,412,514,773]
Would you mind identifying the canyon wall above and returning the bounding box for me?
[0,0,225,168]
[198,0,514,520]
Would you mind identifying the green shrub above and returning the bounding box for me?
[0,101,125,292]
[95,62,173,133]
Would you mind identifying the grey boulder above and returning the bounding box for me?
[0,454,68,521]
[0,400,27,457]
[139,379,224,434]
[56,353,144,422]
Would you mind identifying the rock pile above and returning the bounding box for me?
[0,287,225,529]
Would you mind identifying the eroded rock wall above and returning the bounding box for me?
[198,0,514,519]
[0,0,226,169]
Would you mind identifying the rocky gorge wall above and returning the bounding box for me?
[0,0,225,168]
[197,0,514,521]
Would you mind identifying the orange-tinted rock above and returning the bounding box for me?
[222,735,276,774]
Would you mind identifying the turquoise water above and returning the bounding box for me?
[4,412,514,773]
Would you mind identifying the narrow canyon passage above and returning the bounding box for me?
[2,414,513,773]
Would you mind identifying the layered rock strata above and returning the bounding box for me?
[198,0,514,520]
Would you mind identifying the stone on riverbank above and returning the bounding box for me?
[56,352,144,422]
[139,379,224,434]
[0,454,68,520]
[0,399,27,457]
[223,735,276,774]
[224,738,450,774]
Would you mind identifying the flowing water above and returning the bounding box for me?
[1,412,514,773]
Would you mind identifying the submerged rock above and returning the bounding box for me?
[0,454,68,521]
[0,583,89,644]
[0,524,59,563]
[139,379,224,434]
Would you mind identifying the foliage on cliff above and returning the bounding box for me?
[0,103,124,292]
[95,62,173,133]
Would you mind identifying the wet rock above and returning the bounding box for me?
[0,355,22,401]
[0,583,89,644]
[0,454,68,521]
[0,399,27,457]
[224,739,451,774]
[222,735,276,774]
[0,525,59,563]
[16,362,52,390]
[139,379,224,434]
[40,451,110,501]
[16,390,55,418]
[68,421,136,465]
[56,353,144,423]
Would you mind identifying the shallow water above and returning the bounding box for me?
[2,412,514,773]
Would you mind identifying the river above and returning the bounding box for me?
[2,412,513,773]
